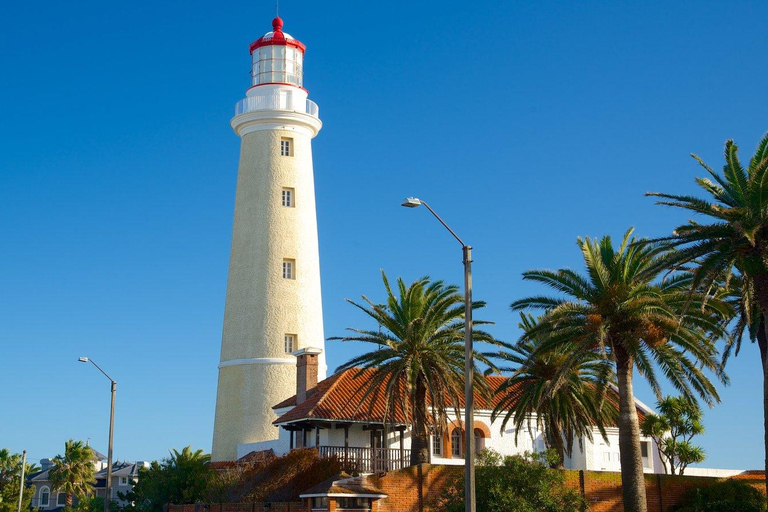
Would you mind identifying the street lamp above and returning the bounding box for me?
[78,357,116,512]
[401,197,475,512]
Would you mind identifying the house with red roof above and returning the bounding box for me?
[234,348,670,475]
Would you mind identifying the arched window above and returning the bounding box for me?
[474,428,486,454]
[40,487,50,507]
[451,428,463,458]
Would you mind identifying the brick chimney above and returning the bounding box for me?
[293,347,323,405]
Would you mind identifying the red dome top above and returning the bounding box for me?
[249,17,306,55]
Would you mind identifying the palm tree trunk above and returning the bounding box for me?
[410,379,430,466]
[759,315,768,498]
[545,419,565,468]
[615,346,647,512]
[753,274,768,498]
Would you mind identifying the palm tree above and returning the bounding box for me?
[165,447,212,504]
[646,133,768,493]
[0,449,39,512]
[332,271,502,465]
[49,440,96,507]
[491,313,618,467]
[510,229,729,512]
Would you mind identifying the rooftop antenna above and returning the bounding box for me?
[275,0,279,16]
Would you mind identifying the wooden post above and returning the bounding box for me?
[399,429,405,468]
[315,426,320,448]
[289,430,294,450]
[657,473,663,511]
[344,426,349,465]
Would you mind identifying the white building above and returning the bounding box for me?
[211,16,326,462]
[236,349,666,474]
[28,454,148,510]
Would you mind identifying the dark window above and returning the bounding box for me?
[336,497,371,510]
[451,428,462,457]
[311,496,328,509]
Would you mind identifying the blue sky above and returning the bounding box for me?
[1,0,766,469]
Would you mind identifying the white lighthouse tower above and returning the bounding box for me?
[212,17,326,462]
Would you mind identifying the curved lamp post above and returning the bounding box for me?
[401,197,475,512]
[78,357,116,512]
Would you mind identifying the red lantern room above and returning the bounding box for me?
[249,17,306,88]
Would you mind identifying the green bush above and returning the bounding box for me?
[671,479,767,512]
[432,449,588,512]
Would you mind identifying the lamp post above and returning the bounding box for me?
[401,197,475,512]
[17,450,26,512]
[78,357,116,512]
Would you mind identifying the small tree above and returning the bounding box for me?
[433,449,587,512]
[0,449,38,512]
[120,447,213,512]
[640,396,705,475]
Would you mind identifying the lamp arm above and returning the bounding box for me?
[88,359,116,384]
[419,201,467,247]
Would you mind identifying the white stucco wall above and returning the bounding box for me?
[212,83,326,462]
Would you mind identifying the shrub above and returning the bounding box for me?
[671,479,767,512]
[432,449,588,512]
[214,448,352,503]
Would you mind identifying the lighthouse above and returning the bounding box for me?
[212,17,326,462]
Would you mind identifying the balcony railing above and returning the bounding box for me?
[235,94,318,118]
[318,446,411,474]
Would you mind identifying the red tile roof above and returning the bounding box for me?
[729,470,765,480]
[274,368,411,425]
[273,367,644,426]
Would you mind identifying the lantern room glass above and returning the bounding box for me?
[252,45,303,87]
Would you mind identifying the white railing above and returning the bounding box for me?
[317,446,411,473]
[235,95,319,119]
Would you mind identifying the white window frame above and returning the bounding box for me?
[641,440,652,469]
[280,137,293,157]
[120,476,128,485]
[282,259,295,279]
[432,433,443,457]
[57,492,67,506]
[451,429,462,458]
[281,187,295,207]
[285,334,296,353]
[474,428,486,454]
[40,486,50,507]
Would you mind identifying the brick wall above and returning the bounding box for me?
[174,468,765,512]
[363,464,462,512]
[167,503,303,512]
[355,465,764,512]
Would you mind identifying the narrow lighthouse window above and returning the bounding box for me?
[282,187,294,207]
[284,334,296,353]
[281,137,293,156]
[282,259,295,279]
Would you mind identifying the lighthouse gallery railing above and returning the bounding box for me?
[235,95,319,118]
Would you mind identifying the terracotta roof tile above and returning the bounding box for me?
[300,473,385,497]
[729,470,765,480]
[274,368,410,424]
[274,367,646,426]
